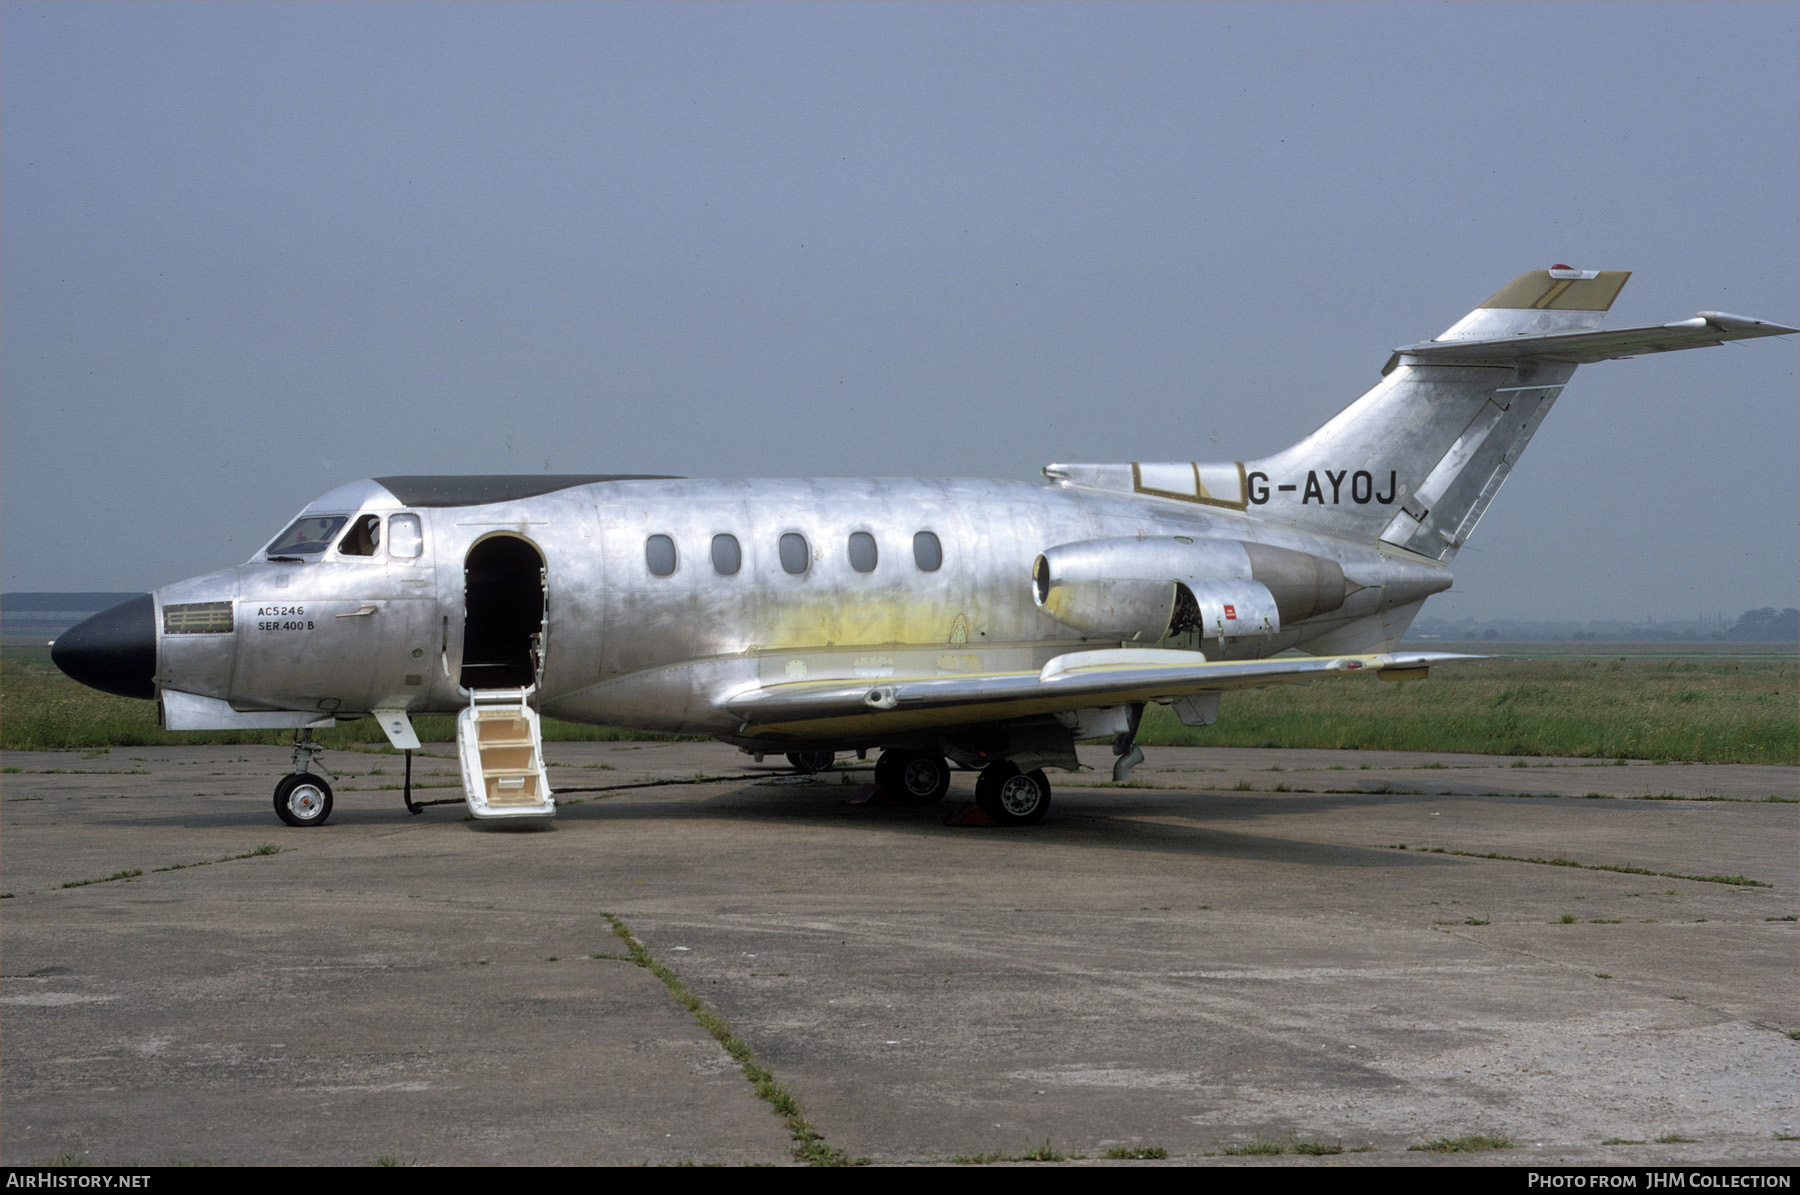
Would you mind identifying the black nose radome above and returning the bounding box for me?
[52,593,157,700]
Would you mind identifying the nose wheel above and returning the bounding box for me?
[273,773,333,827]
[272,728,338,827]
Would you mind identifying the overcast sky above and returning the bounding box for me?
[3,2,1794,622]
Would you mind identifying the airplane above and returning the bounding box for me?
[50,267,1796,829]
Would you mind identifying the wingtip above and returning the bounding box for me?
[1696,311,1800,336]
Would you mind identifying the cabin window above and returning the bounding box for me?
[779,533,809,575]
[848,531,878,573]
[338,514,381,557]
[711,534,741,575]
[913,530,943,572]
[266,515,348,558]
[387,513,423,558]
[646,534,677,577]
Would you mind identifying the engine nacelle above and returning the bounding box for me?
[1031,536,1350,642]
[1031,570,1180,642]
[1178,578,1281,640]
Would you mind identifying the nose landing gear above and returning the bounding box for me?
[273,729,337,827]
[268,728,455,827]
[273,772,333,827]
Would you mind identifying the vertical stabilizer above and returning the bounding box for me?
[1243,267,1629,560]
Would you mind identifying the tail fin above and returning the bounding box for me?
[1043,268,1794,561]
[1245,267,1793,560]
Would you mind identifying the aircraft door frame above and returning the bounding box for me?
[458,532,549,695]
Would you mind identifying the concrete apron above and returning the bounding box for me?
[2,741,1794,1165]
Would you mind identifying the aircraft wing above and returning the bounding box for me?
[1388,311,1797,369]
[725,648,1476,738]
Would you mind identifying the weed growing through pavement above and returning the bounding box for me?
[602,912,861,1167]
[1409,1134,1513,1153]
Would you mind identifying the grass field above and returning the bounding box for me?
[0,647,697,753]
[1138,647,1797,764]
[4,644,1795,765]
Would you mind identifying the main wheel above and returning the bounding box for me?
[873,748,913,791]
[273,772,333,827]
[786,751,835,774]
[974,763,1051,826]
[898,753,951,805]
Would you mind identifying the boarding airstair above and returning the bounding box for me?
[456,688,555,820]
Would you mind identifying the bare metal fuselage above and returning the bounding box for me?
[154,474,1444,749]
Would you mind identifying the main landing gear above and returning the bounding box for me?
[973,761,1052,826]
[873,749,952,805]
[786,750,837,773]
[868,747,1048,821]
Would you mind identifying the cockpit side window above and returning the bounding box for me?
[266,515,349,558]
[387,513,423,558]
[337,514,382,557]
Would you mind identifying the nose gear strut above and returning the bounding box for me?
[271,728,463,826]
[271,728,340,827]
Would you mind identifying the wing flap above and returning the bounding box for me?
[725,647,1478,735]
[1393,312,1797,367]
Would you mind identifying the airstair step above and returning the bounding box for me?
[456,689,554,820]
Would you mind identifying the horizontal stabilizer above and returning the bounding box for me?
[1388,311,1797,371]
[726,649,1479,734]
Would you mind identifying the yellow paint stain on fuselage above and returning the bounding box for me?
[746,594,1013,656]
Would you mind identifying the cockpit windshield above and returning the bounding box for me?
[265,515,349,558]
